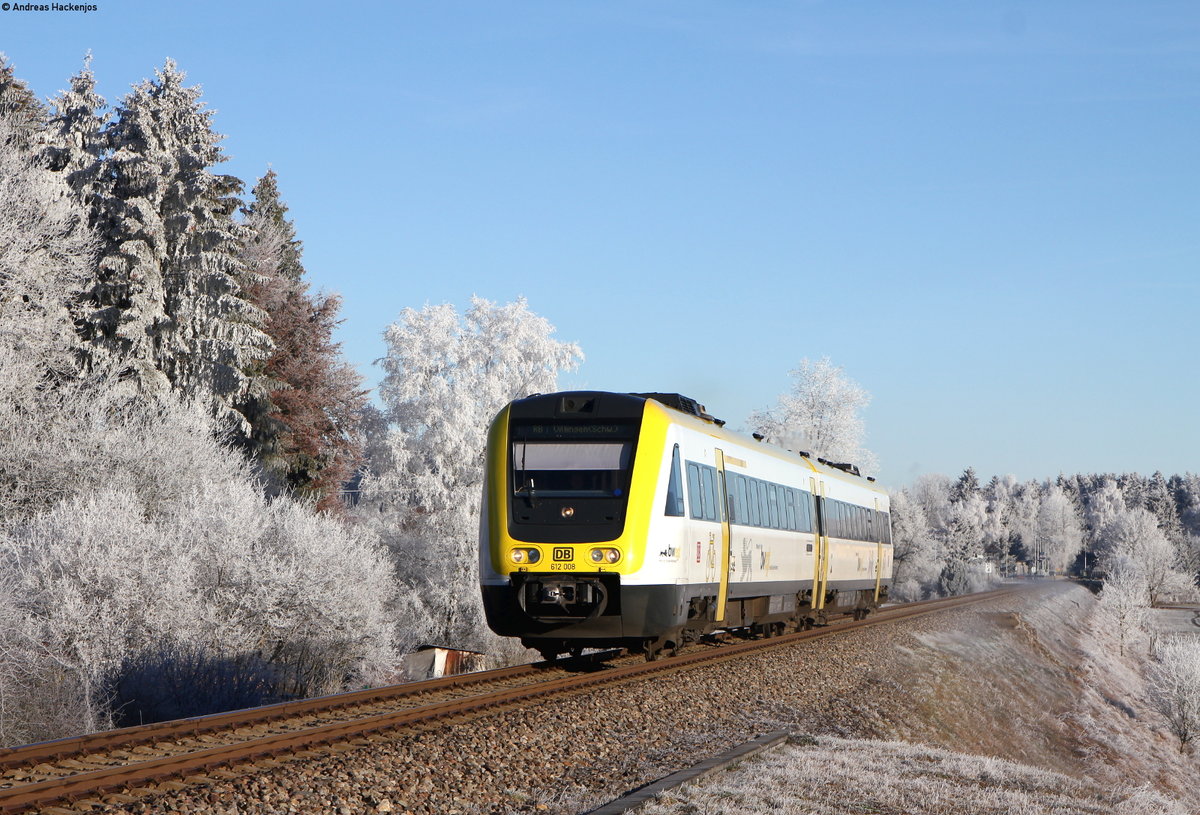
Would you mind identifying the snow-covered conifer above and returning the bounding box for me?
[0,54,47,151]
[243,169,304,281]
[44,55,108,202]
[80,60,271,435]
[750,357,878,474]
[360,296,582,651]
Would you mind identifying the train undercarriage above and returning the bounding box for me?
[484,573,887,662]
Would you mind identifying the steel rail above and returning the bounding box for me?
[0,586,1022,814]
[0,649,627,775]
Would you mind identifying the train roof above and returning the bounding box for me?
[510,390,887,494]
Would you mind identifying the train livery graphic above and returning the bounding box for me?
[479,391,894,660]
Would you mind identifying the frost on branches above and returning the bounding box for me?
[750,357,879,475]
[0,88,395,745]
[79,60,271,436]
[0,111,96,388]
[1148,635,1200,753]
[360,297,582,653]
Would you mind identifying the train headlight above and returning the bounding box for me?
[510,548,542,565]
[589,548,620,564]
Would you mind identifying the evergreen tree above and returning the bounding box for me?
[240,172,366,511]
[0,54,47,152]
[949,467,980,503]
[243,169,304,280]
[44,55,108,202]
[79,60,271,434]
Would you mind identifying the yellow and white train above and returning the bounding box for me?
[479,391,893,660]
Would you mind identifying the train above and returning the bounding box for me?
[479,391,894,660]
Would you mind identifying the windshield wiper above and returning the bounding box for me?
[515,441,538,507]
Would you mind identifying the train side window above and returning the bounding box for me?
[686,462,703,520]
[700,466,718,522]
[757,480,768,528]
[665,445,685,517]
[796,490,811,532]
[858,507,868,541]
[881,511,892,544]
[783,489,796,531]
[725,473,738,523]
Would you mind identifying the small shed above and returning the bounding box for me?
[401,645,487,681]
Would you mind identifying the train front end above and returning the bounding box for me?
[479,391,674,658]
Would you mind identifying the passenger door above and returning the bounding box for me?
[714,449,732,622]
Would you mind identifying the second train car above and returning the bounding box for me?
[479,391,893,660]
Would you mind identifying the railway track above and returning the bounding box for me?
[0,587,1020,814]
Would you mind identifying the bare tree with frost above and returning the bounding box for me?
[750,357,879,474]
[887,488,945,600]
[79,60,271,436]
[0,116,95,389]
[360,296,582,652]
[1148,635,1200,753]
[0,387,399,742]
[1095,504,1194,606]
[1099,559,1150,657]
[1037,484,1084,574]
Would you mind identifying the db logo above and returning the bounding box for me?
[553,547,572,562]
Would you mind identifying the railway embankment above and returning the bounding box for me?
[77,582,1193,815]
[640,581,1200,815]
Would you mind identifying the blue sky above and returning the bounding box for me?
[4,1,1197,487]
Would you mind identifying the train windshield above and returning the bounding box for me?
[512,441,633,497]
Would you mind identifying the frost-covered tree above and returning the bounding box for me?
[982,474,1020,564]
[1095,505,1193,606]
[888,488,944,600]
[0,54,47,151]
[1098,559,1149,657]
[0,110,95,389]
[80,60,271,435]
[360,296,582,652]
[239,173,366,511]
[243,169,303,281]
[1010,483,1042,570]
[1037,484,1084,574]
[1149,635,1200,753]
[938,491,988,595]
[0,388,398,742]
[44,54,108,199]
[750,357,878,474]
